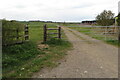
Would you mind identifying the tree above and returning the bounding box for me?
[96,10,114,26]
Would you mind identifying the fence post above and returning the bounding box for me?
[16,29,19,41]
[25,24,29,41]
[119,27,120,42]
[43,24,47,42]
[58,26,61,39]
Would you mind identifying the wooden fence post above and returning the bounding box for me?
[43,24,47,42]
[16,29,19,41]
[25,24,29,41]
[119,27,120,42]
[58,27,61,39]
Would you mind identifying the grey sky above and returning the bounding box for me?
[0,0,119,22]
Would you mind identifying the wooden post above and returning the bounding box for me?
[58,27,61,39]
[119,27,120,42]
[43,24,47,42]
[25,24,29,41]
[16,29,19,41]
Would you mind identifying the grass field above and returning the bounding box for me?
[69,27,120,47]
[2,21,72,78]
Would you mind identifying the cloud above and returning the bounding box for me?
[15,5,26,9]
[0,0,119,22]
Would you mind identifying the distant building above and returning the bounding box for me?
[81,20,96,25]
[29,20,41,22]
[46,21,53,23]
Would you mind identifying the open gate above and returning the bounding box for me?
[43,24,61,42]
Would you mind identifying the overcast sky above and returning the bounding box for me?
[0,0,119,22]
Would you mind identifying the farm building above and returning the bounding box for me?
[81,20,96,25]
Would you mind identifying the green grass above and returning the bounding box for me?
[29,26,43,43]
[3,21,72,78]
[106,40,120,46]
[2,42,44,77]
[69,27,119,47]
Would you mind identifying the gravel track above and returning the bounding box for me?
[32,27,118,78]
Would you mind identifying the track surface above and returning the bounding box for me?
[32,27,118,78]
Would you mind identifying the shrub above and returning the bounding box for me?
[2,20,24,45]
